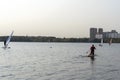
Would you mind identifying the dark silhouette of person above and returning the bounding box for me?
[88,45,96,56]
[4,40,6,46]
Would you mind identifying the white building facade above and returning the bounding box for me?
[103,30,120,39]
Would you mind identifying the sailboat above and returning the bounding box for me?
[109,38,112,45]
[3,31,14,48]
[99,38,103,46]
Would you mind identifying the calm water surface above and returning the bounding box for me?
[0,42,120,80]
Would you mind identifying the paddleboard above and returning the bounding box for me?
[80,54,97,57]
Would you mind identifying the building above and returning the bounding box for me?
[98,28,103,34]
[103,30,119,38]
[95,28,103,39]
[90,28,97,40]
[90,28,120,40]
[96,34,103,39]
[117,33,120,38]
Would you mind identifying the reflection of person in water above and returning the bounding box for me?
[90,56,95,61]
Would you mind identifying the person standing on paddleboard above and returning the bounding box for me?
[88,45,96,56]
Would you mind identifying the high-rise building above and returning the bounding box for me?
[90,28,97,40]
[98,28,103,34]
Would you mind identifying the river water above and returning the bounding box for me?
[0,42,120,80]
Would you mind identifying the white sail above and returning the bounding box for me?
[109,39,112,45]
[101,39,103,44]
[99,38,103,46]
[5,31,14,47]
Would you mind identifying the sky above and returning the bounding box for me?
[0,0,120,38]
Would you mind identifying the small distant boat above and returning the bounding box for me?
[3,31,14,48]
[99,38,103,47]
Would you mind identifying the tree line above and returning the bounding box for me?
[0,36,120,43]
[0,36,89,42]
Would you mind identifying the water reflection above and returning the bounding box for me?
[90,56,96,80]
[90,56,95,62]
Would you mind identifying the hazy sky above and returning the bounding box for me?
[0,0,120,38]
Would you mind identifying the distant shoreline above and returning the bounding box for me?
[0,36,120,43]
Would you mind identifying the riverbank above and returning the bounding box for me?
[0,36,120,43]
